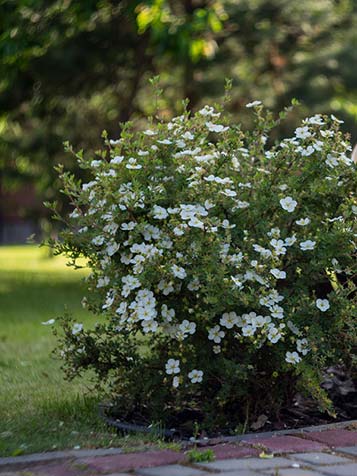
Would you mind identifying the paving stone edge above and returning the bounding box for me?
[0,419,356,469]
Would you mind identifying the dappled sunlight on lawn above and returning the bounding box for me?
[0,245,88,274]
[0,246,121,456]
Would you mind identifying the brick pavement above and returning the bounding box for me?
[1,423,357,476]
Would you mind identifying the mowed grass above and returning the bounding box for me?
[0,246,157,457]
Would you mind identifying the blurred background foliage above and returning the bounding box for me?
[0,0,357,235]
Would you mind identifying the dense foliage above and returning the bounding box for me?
[50,99,357,432]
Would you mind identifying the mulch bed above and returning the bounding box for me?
[101,365,356,440]
[268,366,357,432]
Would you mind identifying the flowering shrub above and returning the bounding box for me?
[50,99,356,433]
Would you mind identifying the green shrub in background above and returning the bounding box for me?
[49,95,356,433]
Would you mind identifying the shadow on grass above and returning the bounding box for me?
[0,270,88,327]
[0,394,116,456]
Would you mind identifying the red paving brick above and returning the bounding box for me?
[2,429,357,475]
[78,450,185,473]
[206,443,259,459]
[302,429,357,447]
[242,435,328,453]
[35,462,85,476]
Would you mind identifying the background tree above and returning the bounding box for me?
[0,0,356,234]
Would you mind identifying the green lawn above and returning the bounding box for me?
[0,246,157,457]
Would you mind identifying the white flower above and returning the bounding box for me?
[203,200,214,210]
[221,219,236,229]
[330,114,344,124]
[111,156,124,164]
[142,319,158,333]
[221,189,237,197]
[270,239,287,256]
[121,275,141,297]
[285,235,297,247]
[152,205,168,220]
[205,122,229,133]
[173,376,180,388]
[313,140,324,151]
[296,218,310,226]
[267,227,280,238]
[300,240,316,251]
[238,182,252,189]
[280,196,297,213]
[325,154,339,168]
[270,304,284,319]
[82,180,96,191]
[161,304,175,322]
[242,325,256,337]
[246,100,262,108]
[231,156,240,170]
[306,114,325,125]
[142,224,160,241]
[254,315,267,327]
[97,276,110,288]
[116,302,127,315]
[102,292,115,309]
[213,345,221,354]
[187,278,200,291]
[158,280,174,295]
[171,265,187,279]
[126,157,142,169]
[267,290,284,303]
[208,325,225,343]
[278,184,288,191]
[297,338,310,356]
[233,200,250,209]
[92,235,105,246]
[143,129,156,136]
[42,319,55,326]
[165,359,180,375]
[157,139,172,145]
[327,216,343,223]
[175,140,186,149]
[180,205,196,219]
[287,320,300,336]
[285,351,301,364]
[231,275,244,289]
[316,298,330,312]
[188,217,204,229]
[105,242,120,257]
[300,146,315,156]
[121,221,136,231]
[137,306,157,321]
[295,126,311,140]
[198,105,220,117]
[104,222,119,235]
[270,268,286,279]
[122,275,141,289]
[72,323,83,335]
[253,244,272,258]
[188,369,203,383]
[182,131,194,140]
[179,320,196,335]
[220,312,238,329]
[173,225,186,236]
[267,326,282,343]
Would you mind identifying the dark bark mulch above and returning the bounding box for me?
[101,366,356,439]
